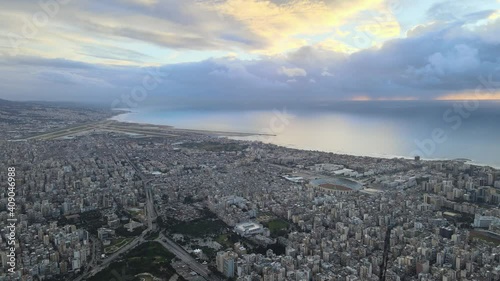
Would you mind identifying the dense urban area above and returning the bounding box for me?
[0,100,499,281]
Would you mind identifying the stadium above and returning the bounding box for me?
[309,177,363,193]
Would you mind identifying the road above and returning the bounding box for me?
[73,140,154,281]
[73,229,149,281]
[156,233,222,281]
[85,236,99,272]
[145,186,157,230]
[73,138,221,281]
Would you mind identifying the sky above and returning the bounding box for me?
[0,0,499,108]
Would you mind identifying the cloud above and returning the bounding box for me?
[352,9,401,39]
[426,0,497,22]
[315,39,357,54]
[406,22,444,37]
[203,0,386,54]
[37,70,115,88]
[123,0,159,5]
[408,44,480,77]
[436,90,500,100]
[279,66,307,77]
[321,67,334,77]
[0,0,394,60]
[0,2,499,105]
[0,0,261,63]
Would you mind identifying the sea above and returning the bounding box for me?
[111,101,500,169]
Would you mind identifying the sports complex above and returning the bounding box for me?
[309,177,363,193]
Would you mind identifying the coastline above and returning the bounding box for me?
[108,111,274,137]
[108,111,500,171]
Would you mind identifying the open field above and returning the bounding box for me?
[170,218,227,237]
[470,230,500,245]
[104,238,134,254]
[265,219,290,237]
[319,183,352,191]
[25,122,98,140]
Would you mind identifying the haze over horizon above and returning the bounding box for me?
[1,0,499,107]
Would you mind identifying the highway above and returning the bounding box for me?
[73,140,219,281]
[156,233,222,281]
[72,140,153,281]
[73,229,148,281]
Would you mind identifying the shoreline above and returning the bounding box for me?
[108,111,500,171]
[230,134,500,170]
[108,112,274,137]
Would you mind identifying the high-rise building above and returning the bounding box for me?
[216,251,238,278]
[487,173,494,186]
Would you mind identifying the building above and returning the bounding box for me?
[234,222,264,237]
[473,214,500,228]
[97,228,115,241]
[216,251,238,278]
[282,175,304,183]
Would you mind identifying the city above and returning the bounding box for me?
[1,1,500,280]
[0,101,499,280]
